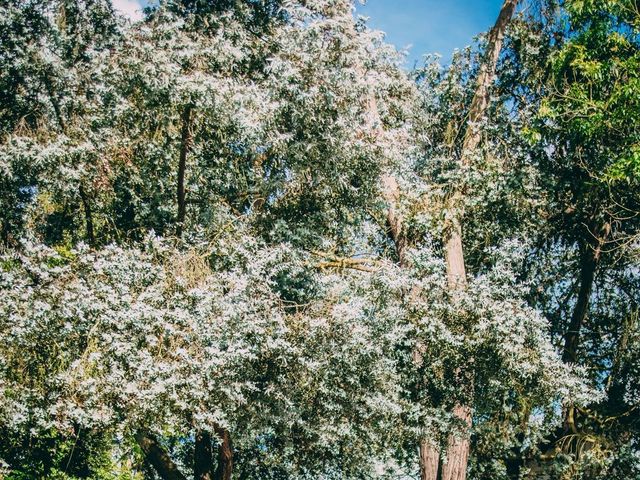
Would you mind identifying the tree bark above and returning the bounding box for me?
[381,175,407,266]
[440,405,472,480]
[176,105,193,237]
[367,3,519,475]
[419,440,441,480]
[195,429,215,480]
[461,0,520,158]
[135,431,188,480]
[562,243,599,364]
[213,425,233,480]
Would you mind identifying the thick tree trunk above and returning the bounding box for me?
[213,425,233,480]
[562,244,599,364]
[176,105,193,237]
[78,185,95,245]
[195,429,215,480]
[135,431,188,480]
[419,440,441,480]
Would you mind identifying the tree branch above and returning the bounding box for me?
[135,431,187,480]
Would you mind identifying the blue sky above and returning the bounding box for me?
[115,0,504,65]
[355,0,504,66]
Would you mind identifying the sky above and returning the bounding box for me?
[113,0,505,65]
[356,0,504,66]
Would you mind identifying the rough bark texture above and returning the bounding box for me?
[176,105,193,237]
[213,425,233,480]
[135,431,188,480]
[419,440,441,480]
[195,429,215,480]
[440,405,472,480]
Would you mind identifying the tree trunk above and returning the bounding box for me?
[461,0,520,158]
[382,175,407,266]
[419,440,441,480]
[213,425,233,480]
[606,309,636,408]
[370,3,518,475]
[195,429,215,480]
[439,2,520,479]
[42,71,66,132]
[443,215,467,290]
[42,70,98,247]
[135,431,187,480]
[176,105,193,237]
[562,243,599,364]
[440,405,472,480]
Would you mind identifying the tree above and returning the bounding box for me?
[520,0,640,476]
[0,1,617,479]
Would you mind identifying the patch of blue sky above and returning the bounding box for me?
[355,0,505,67]
[128,1,505,66]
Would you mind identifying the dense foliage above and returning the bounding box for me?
[0,1,638,479]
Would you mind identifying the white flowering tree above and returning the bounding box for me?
[0,1,625,479]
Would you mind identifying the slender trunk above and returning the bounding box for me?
[213,425,233,480]
[439,2,520,479]
[43,73,98,246]
[373,34,439,478]
[135,431,187,480]
[461,0,520,158]
[443,215,467,290]
[558,241,600,438]
[195,430,215,480]
[366,3,523,475]
[562,244,599,364]
[78,185,95,245]
[176,105,193,237]
[527,236,606,471]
